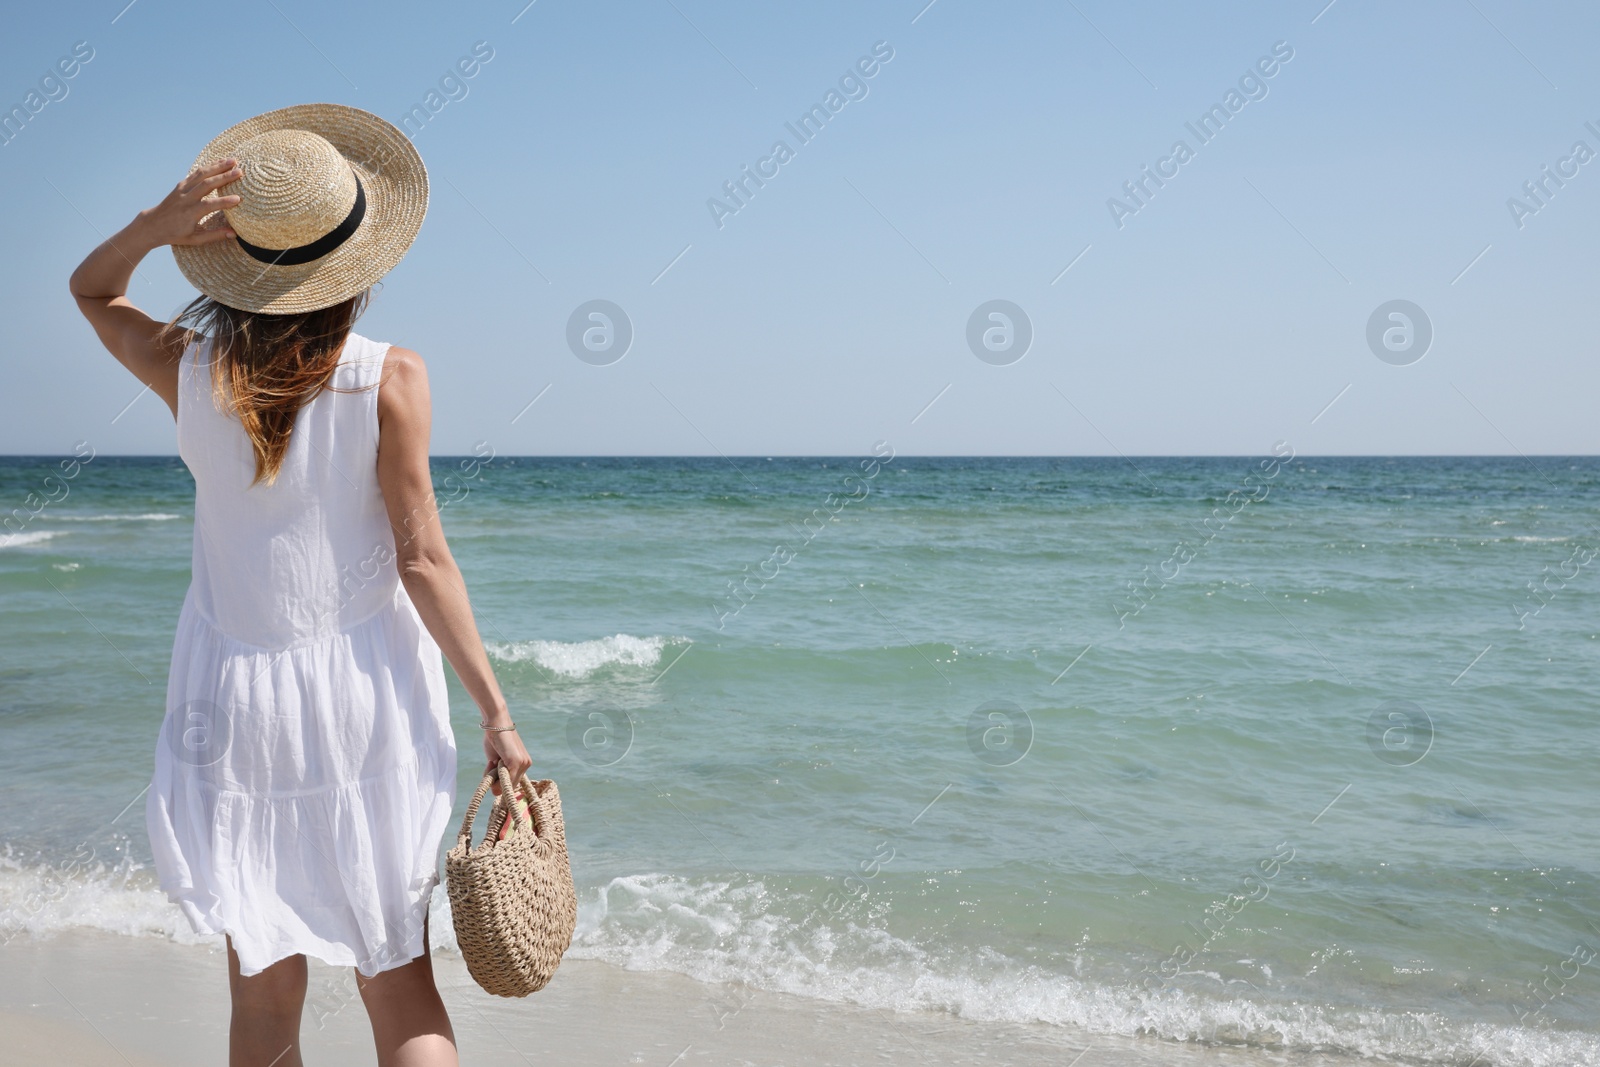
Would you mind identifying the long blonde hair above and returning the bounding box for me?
[162,291,369,485]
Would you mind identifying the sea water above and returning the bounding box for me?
[1,455,1598,1065]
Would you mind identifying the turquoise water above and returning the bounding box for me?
[2,454,1599,1065]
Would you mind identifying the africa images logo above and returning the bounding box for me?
[1106,41,1294,229]
[707,41,895,228]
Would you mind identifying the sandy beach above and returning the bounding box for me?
[0,929,1371,1067]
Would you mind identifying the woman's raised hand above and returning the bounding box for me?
[134,158,243,248]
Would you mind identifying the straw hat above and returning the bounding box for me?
[172,104,427,314]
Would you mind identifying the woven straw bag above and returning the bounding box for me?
[446,766,577,997]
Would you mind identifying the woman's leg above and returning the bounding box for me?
[357,921,458,1067]
[226,937,307,1067]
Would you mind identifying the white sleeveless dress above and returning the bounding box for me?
[145,331,458,978]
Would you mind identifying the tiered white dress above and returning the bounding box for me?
[146,332,457,977]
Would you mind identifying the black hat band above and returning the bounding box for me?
[235,175,366,267]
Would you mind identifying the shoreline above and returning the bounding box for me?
[0,928,1363,1067]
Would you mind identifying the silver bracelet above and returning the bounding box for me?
[480,721,517,732]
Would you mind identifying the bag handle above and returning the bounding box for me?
[456,765,536,847]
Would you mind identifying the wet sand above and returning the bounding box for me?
[0,929,1355,1067]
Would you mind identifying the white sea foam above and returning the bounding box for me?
[0,530,61,549]
[0,849,216,948]
[5,862,1597,1066]
[48,512,183,522]
[554,873,1600,1067]
[486,634,686,678]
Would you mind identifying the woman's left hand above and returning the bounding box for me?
[484,728,533,791]
[133,157,243,249]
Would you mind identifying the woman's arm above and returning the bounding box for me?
[376,345,533,783]
[68,157,243,416]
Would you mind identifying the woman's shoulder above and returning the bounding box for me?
[377,342,421,366]
[376,343,426,386]
[374,344,430,423]
[335,333,406,388]
[371,347,428,438]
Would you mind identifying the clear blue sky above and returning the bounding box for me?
[2,0,1596,455]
